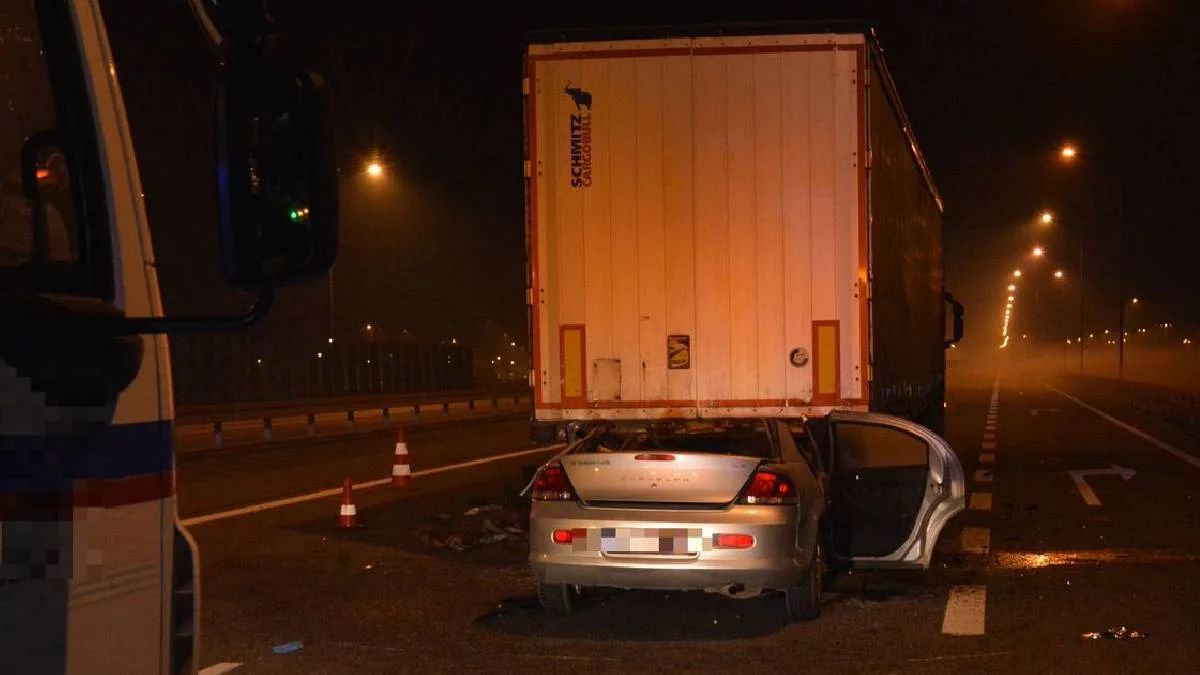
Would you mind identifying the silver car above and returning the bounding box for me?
[525,413,964,620]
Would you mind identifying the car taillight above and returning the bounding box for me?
[531,465,577,501]
[738,470,798,505]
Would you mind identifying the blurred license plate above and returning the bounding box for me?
[600,527,703,554]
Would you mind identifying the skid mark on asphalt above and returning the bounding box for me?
[1051,385,1200,471]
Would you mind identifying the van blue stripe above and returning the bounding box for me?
[0,420,173,493]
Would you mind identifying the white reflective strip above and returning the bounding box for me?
[340,504,356,516]
[392,464,412,476]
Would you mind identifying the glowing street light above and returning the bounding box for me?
[1040,211,1054,224]
[1060,144,1077,161]
[1032,246,1045,258]
[1054,270,1065,279]
[366,161,384,178]
[1131,297,1139,304]
[1013,269,1022,278]
[1007,296,1015,302]
[1008,284,1017,292]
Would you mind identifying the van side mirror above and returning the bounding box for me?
[216,69,338,290]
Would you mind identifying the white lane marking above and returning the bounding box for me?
[1052,386,1200,471]
[983,432,996,440]
[199,665,242,675]
[960,527,991,555]
[1066,465,1136,506]
[979,453,995,463]
[974,469,994,483]
[1069,472,1102,506]
[181,445,562,527]
[942,585,987,635]
[982,441,997,450]
[969,493,992,510]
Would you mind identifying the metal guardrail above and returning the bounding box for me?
[175,387,533,448]
[1062,375,1200,433]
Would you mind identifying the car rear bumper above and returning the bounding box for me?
[529,501,811,592]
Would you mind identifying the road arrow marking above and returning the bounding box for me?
[1067,464,1136,506]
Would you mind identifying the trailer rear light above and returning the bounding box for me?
[552,528,586,544]
[737,470,798,505]
[714,533,755,549]
[531,465,577,501]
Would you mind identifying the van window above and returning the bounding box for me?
[0,0,90,294]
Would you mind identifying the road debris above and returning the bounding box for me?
[1082,626,1147,640]
[416,503,529,552]
[272,641,304,654]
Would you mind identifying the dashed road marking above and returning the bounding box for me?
[982,441,997,450]
[942,585,987,635]
[960,527,991,554]
[983,432,996,440]
[199,665,242,675]
[975,469,994,483]
[979,453,995,463]
[1052,386,1200,471]
[969,492,993,511]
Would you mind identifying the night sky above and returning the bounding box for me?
[100,0,1198,355]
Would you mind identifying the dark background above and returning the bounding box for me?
[99,0,1199,361]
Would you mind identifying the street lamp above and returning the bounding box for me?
[1040,211,1054,224]
[1013,269,1022,278]
[1054,270,1065,279]
[1008,284,1017,292]
[1032,246,1045,258]
[367,161,384,178]
[1056,140,1125,378]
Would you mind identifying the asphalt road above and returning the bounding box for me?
[181,367,1200,674]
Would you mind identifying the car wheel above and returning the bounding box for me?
[785,540,823,621]
[537,582,582,614]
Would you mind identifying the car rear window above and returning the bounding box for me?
[579,422,777,459]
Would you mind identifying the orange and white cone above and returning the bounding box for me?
[338,477,357,528]
[392,428,412,488]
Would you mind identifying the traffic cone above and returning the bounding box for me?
[339,478,357,528]
[392,428,412,488]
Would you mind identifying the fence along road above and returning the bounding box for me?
[174,388,533,451]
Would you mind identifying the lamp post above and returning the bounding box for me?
[1057,143,1125,378]
[330,157,388,341]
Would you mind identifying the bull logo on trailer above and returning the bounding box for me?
[564,81,593,188]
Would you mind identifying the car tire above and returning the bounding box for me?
[785,540,823,621]
[537,582,582,614]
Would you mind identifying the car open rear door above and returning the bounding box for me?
[822,411,965,569]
